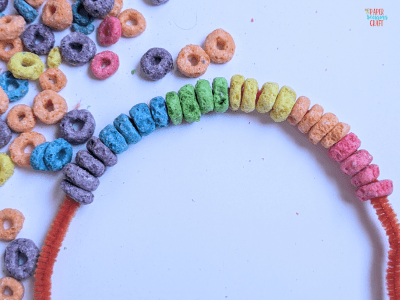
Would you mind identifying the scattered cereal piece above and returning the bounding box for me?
[106,0,123,17]
[0,71,29,102]
[149,0,168,5]
[150,96,170,128]
[0,15,26,41]
[33,90,68,124]
[47,47,62,68]
[0,86,9,115]
[118,9,146,37]
[0,277,24,300]
[0,119,12,147]
[0,38,23,62]
[270,86,296,122]
[0,0,7,11]
[60,109,95,145]
[83,0,113,18]
[9,131,46,167]
[287,96,310,125]
[129,103,155,135]
[165,91,183,125]
[71,22,95,35]
[42,0,73,31]
[75,150,106,177]
[39,68,67,92]
[256,82,279,114]
[25,0,44,8]
[98,16,121,46]
[140,47,173,81]
[86,136,117,167]
[4,238,39,280]
[22,24,55,55]
[6,104,36,133]
[60,32,96,66]
[355,180,393,201]
[213,77,229,113]
[0,208,25,241]
[328,133,361,163]
[195,79,214,114]
[241,78,258,113]
[178,84,201,123]
[229,74,245,111]
[72,0,94,26]
[90,51,119,79]
[63,163,100,191]
[7,52,44,80]
[351,164,379,187]
[0,153,14,186]
[297,104,324,134]
[204,29,235,64]
[340,150,373,176]
[176,44,210,78]
[30,142,50,171]
[14,0,38,23]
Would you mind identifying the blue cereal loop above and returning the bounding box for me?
[72,0,94,26]
[71,23,95,35]
[150,96,170,128]
[14,0,38,23]
[30,142,50,171]
[129,103,156,136]
[113,114,142,145]
[43,138,73,171]
[99,124,128,154]
[0,71,29,102]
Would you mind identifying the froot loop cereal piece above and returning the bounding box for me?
[0,119,12,148]
[297,104,324,134]
[61,179,94,204]
[0,277,24,300]
[90,51,119,80]
[140,47,173,81]
[150,96,169,128]
[118,9,146,37]
[0,153,14,186]
[63,163,100,192]
[177,44,210,78]
[42,0,73,30]
[72,23,95,35]
[129,103,155,136]
[6,104,36,133]
[75,150,106,177]
[0,0,7,11]
[86,136,117,167]
[22,24,55,55]
[256,82,279,114]
[320,122,350,148]
[60,109,95,145]
[195,79,214,114]
[47,47,61,68]
[287,96,310,125]
[308,113,339,145]
[0,86,9,115]
[340,150,373,177]
[149,0,168,5]
[107,0,122,17]
[30,142,49,171]
[0,38,23,62]
[39,67,67,92]
[328,133,361,163]
[9,131,45,167]
[351,164,380,187]
[99,124,128,154]
[213,77,229,113]
[270,86,297,122]
[240,78,258,113]
[0,15,26,40]
[72,0,94,26]
[0,71,29,102]
[204,28,235,64]
[355,180,393,201]
[0,208,24,241]
[60,32,96,66]
[83,0,113,18]
[178,84,201,123]
[4,238,39,280]
[113,114,141,145]
[43,138,73,171]
[25,0,45,8]
[14,0,38,23]
[165,91,183,125]
[229,74,245,111]
[7,52,44,81]
[32,90,68,124]
[98,16,121,46]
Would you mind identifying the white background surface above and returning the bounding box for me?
[1,0,400,299]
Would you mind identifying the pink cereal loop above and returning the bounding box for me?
[90,51,120,80]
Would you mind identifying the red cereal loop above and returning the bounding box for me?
[32,90,68,124]
[6,104,37,133]
[90,51,119,80]
[0,208,25,241]
[0,15,26,41]
[356,179,394,201]
[9,131,46,167]
[176,44,210,78]
[204,28,236,64]
[98,16,121,46]
[328,132,361,163]
[39,68,67,92]
[0,277,25,300]
[0,38,23,62]
[118,9,146,37]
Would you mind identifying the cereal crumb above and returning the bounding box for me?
[251,18,254,22]
[131,69,135,75]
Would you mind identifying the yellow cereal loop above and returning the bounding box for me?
[0,153,15,186]
[229,74,245,111]
[47,47,61,68]
[7,52,44,80]
[270,86,297,122]
[240,78,258,113]
[256,82,279,113]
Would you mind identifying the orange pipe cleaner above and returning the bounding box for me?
[33,196,80,300]
[370,197,400,300]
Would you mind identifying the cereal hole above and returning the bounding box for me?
[126,18,138,26]
[48,76,56,85]
[7,81,19,91]
[34,32,45,45]
[3,219,12,230]
[17,251,28,265]
[77,5,88,16]
[4,43,13,52]
[50,6,56,14]
[216,38,226,50]
[45,100,54,112]
[24,144,34,153]
[152,56,162,65]
[101,58,111,68]
[56,148,66,160]
[3,286,13,296]
[18,114,25,122]
[69,42,83,52]
[70,119,85,132]
[187,54,199,66]
[21,59,34,68]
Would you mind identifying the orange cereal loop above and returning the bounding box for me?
[25,0,45,8]
[106,0,123,17]
[297,104,324,134]
[0,38,23,62]
[9,131,46,167]
[39,68,67,92]
[33,90,68,124]
[118,9,146,37]
[176,44,210,78]
[320,122,350,148]
[42,0,73,31]
[6,104,37,133]
[0,15,26,41]
[0,86,9,115]
[204,28,235,64]
[0,209,25,241]
[308,112,339,145]
[0,277,24,300]
[287,96,310,126]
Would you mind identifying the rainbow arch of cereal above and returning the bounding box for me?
[30,75,398,299]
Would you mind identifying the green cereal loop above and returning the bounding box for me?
[195,79,214,114]
[178,84,201,123]
[212,77,229,113]
[165,91,183,125]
